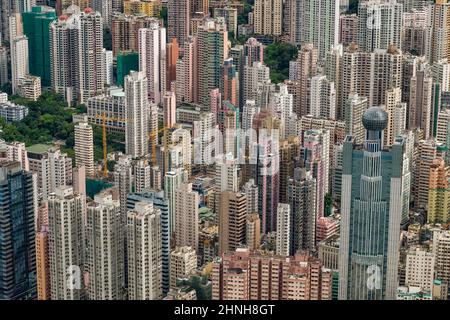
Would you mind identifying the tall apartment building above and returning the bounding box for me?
[243,61,271,104]
[50,10,104,105]
[48,186,85,300]
[170,246,197,288]
[87,90,126,134]
[414,140,442,209]
[27,145,72,200]
[114,155,133,218]
[339,14,358,47]
[214,7,238,37]
[409,64,433,140]
[345,93,368,144]
[212,249,332,300]
[246,213,261,251]
[164,168,188,237]
[218,191,247,255]
[436,108,450,145]
[74,121,94,178]
[138,20,166,104]
[298,0,340,60]
[288,168,317,254]
[340,45,403,118]
[0,46,8,86]
[433,229,450,296]
[253,0,283,36]
[11,35,29,95]
[22,6,56,87]
[174,183,200,251]
[168,0,190,45]
[428,158,450,223]
[36,225,50,300]
[405,247,435,292]
[243,37,264,66]
[176,36,197,104]
[0,140,29,171]
[430,0,450,63]
[126,190,171,295]
[111,13,160,56]
[339,107,407,300]
[402,9,431,58]
[357,0,403,52]
[302,129,330,219]
[125,71,149,158]
[85,192,124,300]
[0,162,37,300]
[309,75,336,119]
[127,202,162,300]
[383,87,404,146]
[197,18,228,107]
[166,38,179,89]
[276,203,291,256]
[124,0,161,17]
[289,44,318,116]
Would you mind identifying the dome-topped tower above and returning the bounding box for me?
[362,107,388,132]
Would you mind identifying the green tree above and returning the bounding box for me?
[159,7,168,28]
[264,43,298,83]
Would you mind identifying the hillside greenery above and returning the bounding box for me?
[264,43,299,84]
[0,92,124,161]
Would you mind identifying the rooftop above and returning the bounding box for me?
[26,144,53,154]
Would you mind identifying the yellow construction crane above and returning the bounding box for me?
[94,114,128,177]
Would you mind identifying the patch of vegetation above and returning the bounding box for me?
[264,43,298,84]
[0,92,125,162]
[159,7,168,28]
[237,2,252,25]
[103,28,112,51]
[347,0,359,14]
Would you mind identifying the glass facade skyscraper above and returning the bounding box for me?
[0,161,37,300]
[339,107,406,300]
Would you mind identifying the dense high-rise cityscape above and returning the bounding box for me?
[0,0,449,303]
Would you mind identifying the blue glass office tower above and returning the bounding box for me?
[0,161,37,299]
[338,107,405,300]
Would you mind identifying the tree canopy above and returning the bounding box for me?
[264,43,299,84]
[0,92,124,162]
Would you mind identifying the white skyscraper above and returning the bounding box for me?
[127,202,162,300]
[50,10,104,105]
[310,75,336,119]
[345,93,368,144]
[174,183,200,252]
[138,20,167,104]
[114,155,133,216]
[125,71,149,158]
[86,191,124,300]
[405,247,435,292]
[243,62,271,104]
[357,0,403,52]
[11,36,29,95]
[164,168,188,237]
[27,147,73,200]
[102,49,113,86]
[299,0,340,59]
[276,203,291,256]
[74,121,95,177]
[48,186,85,300]
[134,158,151,193]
